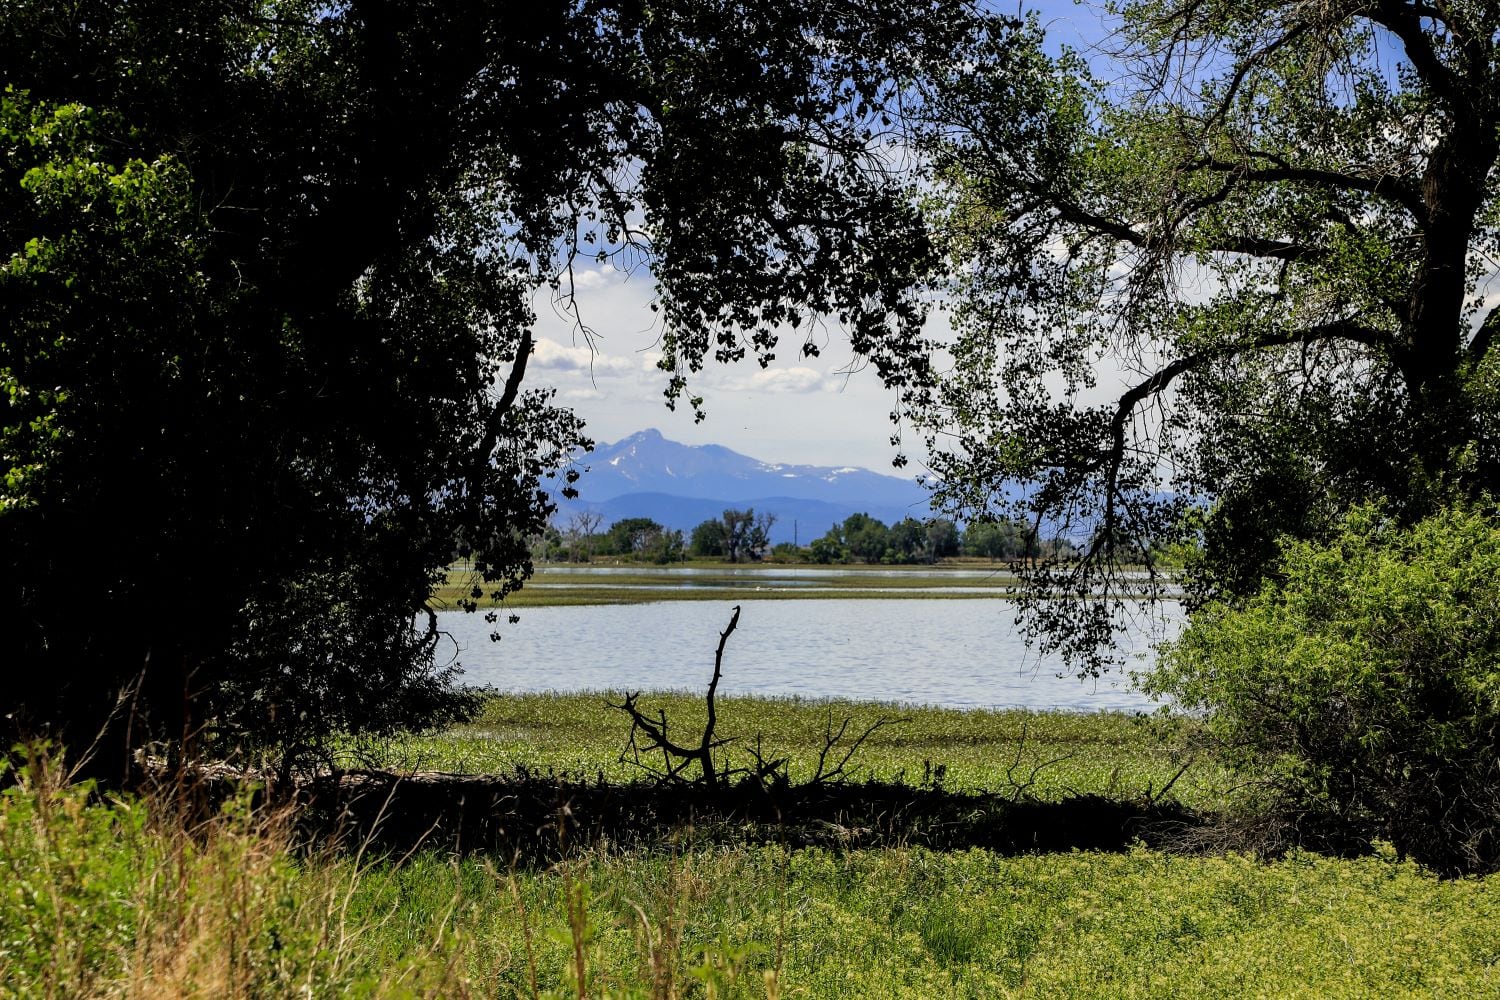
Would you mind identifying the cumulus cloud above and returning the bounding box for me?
[563,387,604,400]
[531,338,636,377]
[721,367,827,394]
[567,268,613,291]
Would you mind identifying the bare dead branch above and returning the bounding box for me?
[1002,719,1077,803]
[808,709,906,786]
[608,606,742,788]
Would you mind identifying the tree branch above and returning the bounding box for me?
[1469,305,1500,364]
[1368,1,1464,109]
[698,604,741,786]
[1197,159,1428,224]
[1049,199,1150,248]
[1047,188,1327,263]
[608,606,741,788]
[1093,318,1395,532]
[466,328,533,515]
[1211,236,1328,262]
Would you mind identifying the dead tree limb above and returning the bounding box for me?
[1002,719,1077,803]
[609,606,905,790]
[608,606,742,788]
[808,710,905,786]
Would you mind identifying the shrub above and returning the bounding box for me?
[1146,504,1500,873]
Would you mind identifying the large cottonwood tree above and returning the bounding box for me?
[918,1,1500,670]
[0,0,1004,771]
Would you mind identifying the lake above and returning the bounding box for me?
[435,598,1181,712]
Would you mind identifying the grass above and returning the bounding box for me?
[374,845,1500,998]
[368,691,1229,809]
[436,563,1025,608]
[8,696,1499,997]
[6,752,1500,998]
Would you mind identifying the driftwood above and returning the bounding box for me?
[608,606,906,790]
[609,606,743,787]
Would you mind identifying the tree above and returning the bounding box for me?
[961,521,1006,561]
[925,518,960,561]
[602,517,666,557]
[599,517,683,563]
[808,533,848,564]
[643,528,686,565]
[564,512,605,563]
[531,522,565,563]
[845,512,892,563]
[916,2,1500,670]
[720,508,776,563]
[689,518,728,558]
[811,512,892,563]
[888,516,927,563]
[0,0,1004,771]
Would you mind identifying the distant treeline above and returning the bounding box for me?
[537,508,1074,565]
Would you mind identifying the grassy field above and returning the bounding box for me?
[371,692,1227,808]
[6,696,1499,998]
[436,562,1026,608]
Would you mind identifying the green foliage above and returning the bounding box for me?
[720,508,775,563]
[0,749,485,997]
[690,518,729,557]
[378,693,1222,806]
[0,0,1002,767]
[596,518,685,563]
[807,534,847,564]
[1148,504,1500,873]
[961,518,1036,561]
[155,843,1500,997]
[925,517,960,559]
[810,513,969,564]
[841,511,890,562]
[0,754,145,994]
[767,542,805,563]
[7,736,1500,997]
[914,2,1500,672]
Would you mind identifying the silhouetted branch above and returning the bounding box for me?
[608,606,742,788]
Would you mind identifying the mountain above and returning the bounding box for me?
[577,428,925,507]
[551,429,935,544]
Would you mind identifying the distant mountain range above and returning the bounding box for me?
[550,429,935,545]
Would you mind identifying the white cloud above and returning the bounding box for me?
[720,367,826,394]
[531,338,635,377]
[567,268,613,291]
[563,387,605,400]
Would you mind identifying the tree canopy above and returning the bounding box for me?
[915,0,1500,670]
[0,0,1005,771]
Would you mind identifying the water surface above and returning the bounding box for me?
[438,598,1179,712]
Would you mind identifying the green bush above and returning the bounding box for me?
[1147,504,1500,873]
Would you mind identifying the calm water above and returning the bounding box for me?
[436,598,1181,712]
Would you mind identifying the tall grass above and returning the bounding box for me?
[6,732,1500,997]
[0,747,469,998]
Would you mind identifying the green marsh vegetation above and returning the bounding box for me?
[7,714,1500,999]
[434,563,1028,610]
[378,692,1224,808]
